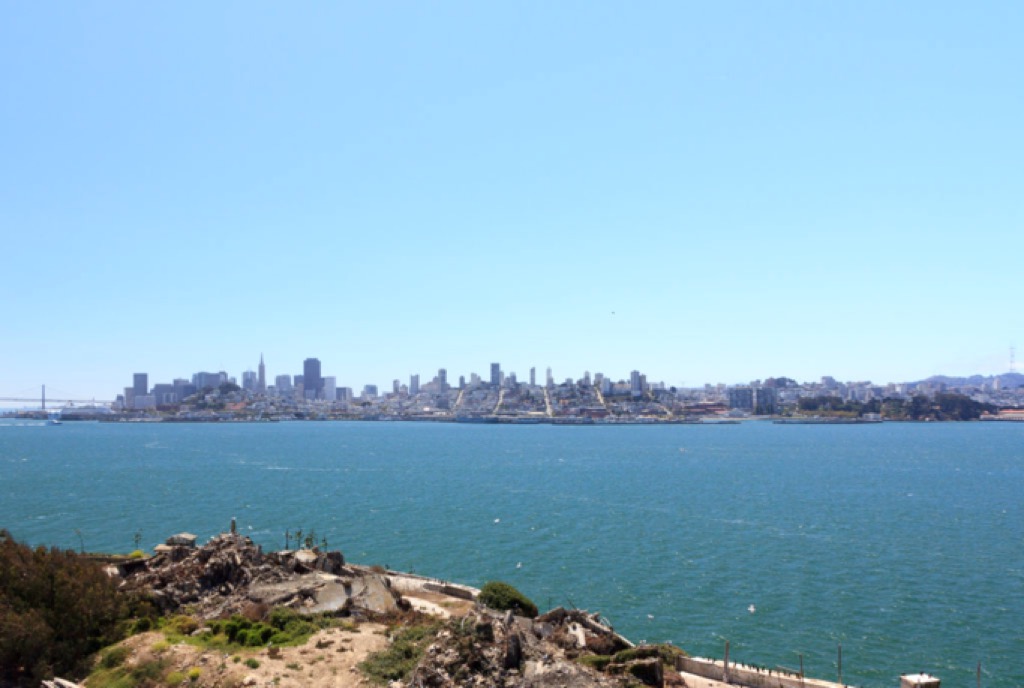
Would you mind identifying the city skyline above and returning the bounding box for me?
[2,3,1023,403]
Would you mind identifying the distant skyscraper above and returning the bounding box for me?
[490,363,501,387]
[438,368,448,391]
[530,367,536,387]
[241,370,258,391]
[133,373,148,397]
[630,370,643,396]
[303,358,323,399]
[192,371,226,390]
[323,376,337,402]
[275,374,292,395]
[410,374,420,395]
[393,379,400,394]
[257,354,266,393]
[546,367,553,388]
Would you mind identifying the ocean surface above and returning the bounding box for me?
[1,419,1021,687]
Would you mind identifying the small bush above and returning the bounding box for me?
[167,615,200,636]
[129,550,146,559]
[100,646,130,669]
[268,607,301,630]
[187,667,202,682]
[578,654,612,671]
[478,581,538,618]
[244,658,260,669]
[132,616,153,634]
[165,670,186,685]
[359,622,441,685]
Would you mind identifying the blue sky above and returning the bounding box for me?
[2,2,1022,403]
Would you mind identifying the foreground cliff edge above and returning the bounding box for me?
[2,530,941,688]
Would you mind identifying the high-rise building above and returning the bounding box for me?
[241,370,258,391]
[546,367,553,388]
[133,373,148,397]
[303,358,323,399]
[410,374,420,395]
[490,363,501,387]
[530,367,536,387]
[630,370,643,396]
[323,376,337,402]
[192,371,226,390]
[257,354,266,393]
[393,379,401,395]
[438,368,447,391]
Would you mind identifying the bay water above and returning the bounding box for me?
[1,419,1021,687]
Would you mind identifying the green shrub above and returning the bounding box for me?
[478,581,538,618]
[358,622,441,685]
[269,607,301,630]
[100,646,130,669]
[167,615,199,636]
[187,667,202,682]
[129,550,146,559]
[165,671,186,685]
[244,658,260,669]
[578,654,612,671]
[132,616,153,634]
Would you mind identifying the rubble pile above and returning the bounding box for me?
[119,533,403,619]
[407,607,685,688]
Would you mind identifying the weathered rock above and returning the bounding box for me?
[503,631,522,670]
[117,532,392,619]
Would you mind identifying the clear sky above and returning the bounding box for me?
[2,2,1022,403]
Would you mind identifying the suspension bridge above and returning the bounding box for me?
[0,385,114,410]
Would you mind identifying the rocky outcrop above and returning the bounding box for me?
[405,606,678,688]
[118,533,402,619]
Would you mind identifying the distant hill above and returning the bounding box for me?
[919,372,1024,388]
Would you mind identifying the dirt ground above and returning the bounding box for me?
[105,622,390,688]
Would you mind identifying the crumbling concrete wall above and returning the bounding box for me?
[677,657,848,688]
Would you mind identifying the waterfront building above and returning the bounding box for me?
[303,358,323,399]
[728,386,754,411]
[754,387,778,415]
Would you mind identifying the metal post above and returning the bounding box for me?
[724,640,730,684]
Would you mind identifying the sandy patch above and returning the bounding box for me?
[94,623,389,688]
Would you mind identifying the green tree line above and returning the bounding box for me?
[0,531,133,685]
